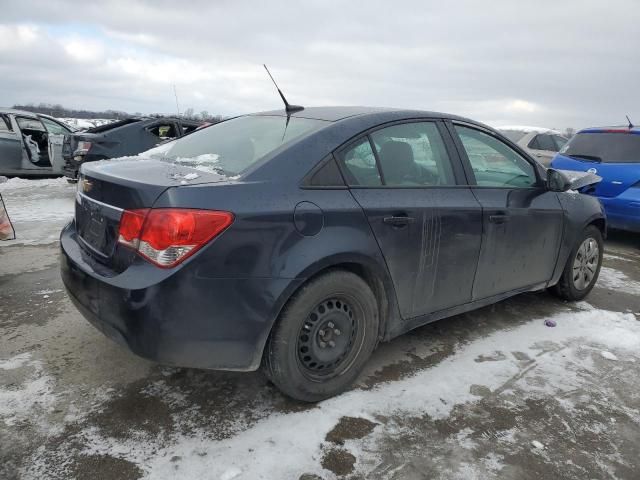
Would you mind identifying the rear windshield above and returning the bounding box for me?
[152,115,328,176]
[500,130,527,143]
[560,132,640,163]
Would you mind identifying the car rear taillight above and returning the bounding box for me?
[117,208,234,268]
[76,141,92,153]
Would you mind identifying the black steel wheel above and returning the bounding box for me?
[296,296,361,379]
[263,270,379,402]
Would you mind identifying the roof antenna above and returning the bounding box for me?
[263,65,304,114]
[173,84,181,116]
[626,115,634,129]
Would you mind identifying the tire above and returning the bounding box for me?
[263,270,379,402]
[551,225,603,301]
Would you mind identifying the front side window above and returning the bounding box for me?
[370,122,455,186]
[455,125,537,188]
[41,117,70,135]
[152,115,328,176]
[0,115,11,132]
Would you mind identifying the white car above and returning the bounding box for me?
[498,126,568,166]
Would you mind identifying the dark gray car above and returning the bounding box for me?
[62,117,202,179]
[0,108,74,176]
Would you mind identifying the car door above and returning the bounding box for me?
[40,117,70,173]
[0,115,24,173]
[449,123,564,300]
[336,120,483,319]
[527,133,557,166]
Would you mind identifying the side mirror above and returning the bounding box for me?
[546,168,572,192]
[0,193,16,241]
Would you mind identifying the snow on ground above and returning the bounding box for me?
[16,305,640,479]
[0,177,75,245]
[0,353,57,430]
[598,266,640,295]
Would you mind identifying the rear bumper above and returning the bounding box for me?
[598,192,640,233]
[60,222,301,371]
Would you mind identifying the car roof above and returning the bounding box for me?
[252,106,477,124]
[0,108,40,118]
[578,126,640,134]
[496,125,562,135]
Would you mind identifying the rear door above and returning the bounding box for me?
[336,120,483,319]
[449,123,564,300]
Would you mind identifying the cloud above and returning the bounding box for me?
[0,0,638,128]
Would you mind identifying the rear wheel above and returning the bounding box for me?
[263,270,379,402]
[551,225,603,301]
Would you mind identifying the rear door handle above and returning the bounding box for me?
[489,214,510,224]
[383,215,415,227]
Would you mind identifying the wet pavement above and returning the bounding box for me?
[1,182,639,480]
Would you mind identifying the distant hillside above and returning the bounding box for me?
[12,103,130,120]
[12,103,224,123]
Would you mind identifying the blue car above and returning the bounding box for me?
[551,126,640,232]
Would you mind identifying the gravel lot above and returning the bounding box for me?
[1,179,639,480]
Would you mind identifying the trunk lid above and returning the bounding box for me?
[75,158,230,262]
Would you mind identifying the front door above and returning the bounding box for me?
[451,124,564,300]
[40,117,71,174]
[336,121,483,319]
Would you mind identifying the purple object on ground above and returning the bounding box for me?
[545,319,557,327]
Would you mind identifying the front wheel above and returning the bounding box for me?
[551,225,603,301]
[263,270,379,402]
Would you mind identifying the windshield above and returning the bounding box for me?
[150,115,328,176]
[560,132,640,163]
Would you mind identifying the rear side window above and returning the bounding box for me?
[561,132,640,163]
[529,134,556,151]
[455,125,537,188]
[552,135,567,151]
[370,122,455,186]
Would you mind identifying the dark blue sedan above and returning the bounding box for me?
[551,126,640,232]
[60,107,606,401]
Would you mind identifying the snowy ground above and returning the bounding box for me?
[1,179,640,479]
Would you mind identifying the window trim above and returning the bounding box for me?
[446,120,545,189]
[333,118,469,189]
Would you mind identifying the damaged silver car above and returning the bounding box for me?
[0,108,73,176]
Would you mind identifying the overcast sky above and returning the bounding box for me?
[0,0,638,129]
